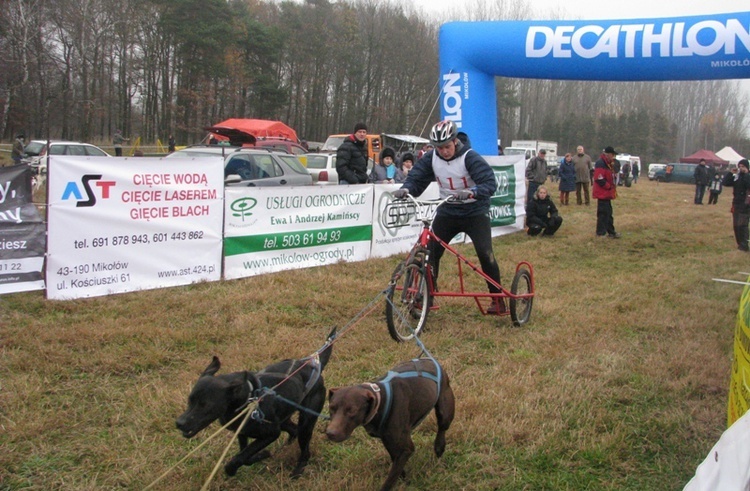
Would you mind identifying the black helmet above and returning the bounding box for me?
[429,120,457,146]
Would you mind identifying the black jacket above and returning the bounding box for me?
[526,196,559,227]
[723,170,750,213]
[694,164,709,186]
[335,135,369,184]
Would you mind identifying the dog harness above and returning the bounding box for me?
[364,357,443,437]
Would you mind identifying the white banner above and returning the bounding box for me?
[46,156,224,299]
[370,182,440,258]
[487,155,527,237]
[224,185,374,279]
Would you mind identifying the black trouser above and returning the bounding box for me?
[732,210,749,251]
[429,213,502,293]
[596,200,616,236]
[528,215,563,236]
[708,191,720,204]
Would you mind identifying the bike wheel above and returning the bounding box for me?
[386,260,430,342]
[510,267,533,327]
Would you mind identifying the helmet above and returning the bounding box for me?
[429,120,458,146]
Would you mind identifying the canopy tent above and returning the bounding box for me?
[716,146,745,166]
[206,119,299,145]
[679,149,728,165]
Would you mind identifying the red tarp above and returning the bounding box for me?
[679,149,728,165]
[207,119,298,144]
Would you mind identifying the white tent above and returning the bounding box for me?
[716,146,745,166]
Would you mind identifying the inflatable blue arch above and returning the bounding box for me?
[438,12,750,155]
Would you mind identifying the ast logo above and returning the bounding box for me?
[61,175,116,207]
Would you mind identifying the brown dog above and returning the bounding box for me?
[326,358,455,491]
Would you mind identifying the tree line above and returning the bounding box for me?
[1,0,748,163]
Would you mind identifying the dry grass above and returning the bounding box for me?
[0,178,743,490]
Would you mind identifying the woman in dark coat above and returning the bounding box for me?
[558,153,576,205]
[527,186,563,237]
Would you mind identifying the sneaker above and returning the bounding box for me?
[487,298,507,315]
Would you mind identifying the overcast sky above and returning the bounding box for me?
[410,0,748,21]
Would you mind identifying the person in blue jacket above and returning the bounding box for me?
[393,120,505,314]
[557,153,576,205]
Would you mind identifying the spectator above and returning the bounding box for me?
[393,120,505,314]
[525,149,547,204]
[399,152,414,178]
[11,134,25,165]
[613,158,621,186]
[558,153,576,205]
[722,159,750,252]
[417,144,433,160]
[632,161,640,183]
[621,160,631,186]
[369,147,403,184]
[572,145,593,205]
[335,122,369,184]
[168,135,176,153]
[527,186,563,237]
[694,158,709,204]
[593,146,620,238]
[708,172,723,205]
[113,129,130,157]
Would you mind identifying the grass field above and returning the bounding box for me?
[0,177,745,490]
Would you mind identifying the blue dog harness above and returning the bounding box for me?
[364,357,443,437]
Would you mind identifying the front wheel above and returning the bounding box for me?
[510,268,533,327]
[386,260,429,342]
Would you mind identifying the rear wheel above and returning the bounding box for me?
[510,268,533,327]
[386,260,429,342]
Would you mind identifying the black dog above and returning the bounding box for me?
[326,357,455,491]
[176,328,335,478]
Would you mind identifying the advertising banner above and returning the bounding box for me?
[46,157,224,299]
[370,182,439,259]
[224,185,374,279]
[727,277,750,426]
[0,165,46,294]
[438,12,750,155]
[488,155,527,235]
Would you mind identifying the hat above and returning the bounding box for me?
[739,159,749,170]
[538,149,546,154]
[401,152,414,163]
[353,122,368,133]
[604,146,617,154]
[380,147,395,161]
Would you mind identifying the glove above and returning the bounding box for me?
[393,188,409,199]
[455,189,475,201]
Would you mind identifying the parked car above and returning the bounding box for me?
[164,144,241,159]
[304,152,375,185]
[24,140,111,174]
[652,163,701,183]
[648,163,666,180]
[254,137,309,155]
[223,148,312,187]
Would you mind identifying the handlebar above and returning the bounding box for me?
[392,194,457,224]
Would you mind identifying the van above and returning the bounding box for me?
[648,163,666,180]
[652,163,701,184]
[322,134,382,163]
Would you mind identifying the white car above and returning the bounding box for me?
[24,140,111,174]
[304,152,374,185]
